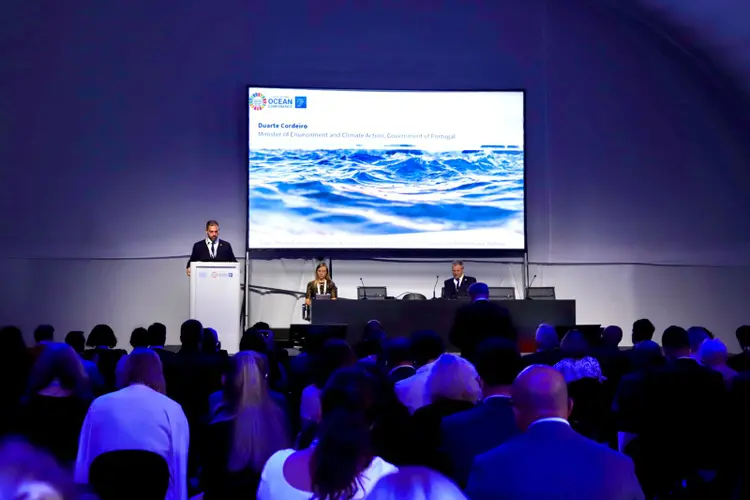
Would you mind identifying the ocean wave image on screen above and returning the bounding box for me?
[248,148,524,248]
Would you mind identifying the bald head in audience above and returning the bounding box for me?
[535,324,558,351]
[512,365,571,431]
[602,325,623,347]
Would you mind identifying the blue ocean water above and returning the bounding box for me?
[248,149,524,237]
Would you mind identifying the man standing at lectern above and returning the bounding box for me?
[442,260,477,299]
[186,220,237,276]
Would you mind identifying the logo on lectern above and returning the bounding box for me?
[211,272,218,278]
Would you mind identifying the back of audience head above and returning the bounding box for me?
[468,282,489,300]
[699,338,729,368]
[382,337,412,371]
[363,320,386,343]
[661,326,690,359]
[632,339,664,369]
[0,326,26,354]
[64,331,86,353]
[240,327,268,354]
[202,327,220,353]
[223,351,289,472]
[632,318,655,344]
[147,322,167,347]
[313,367,378,500]
[560,329,588,359]
[129,327,150,349]
[252,321,271,331]
[687,326,710,354]
[119,348,166,394]
[87,324,117,348]
[602,325,623,347]
[535,324,559,351]
[512,365,571,431]
[0,439,77,500]
[180,319,203,349]
[313,339,357,389]
[410,329,445,367]
[224,351,269,412]
[425,353,481,404]
[28,342,90,399]
[369,467,468,500]
[33,324,55,344]
[475,338,521,395]
[736,325,750,351]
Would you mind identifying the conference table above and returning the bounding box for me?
[311,299,576,352]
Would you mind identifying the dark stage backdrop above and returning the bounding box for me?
[1,0,749,348]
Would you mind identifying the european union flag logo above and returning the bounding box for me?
[295,96,307,108]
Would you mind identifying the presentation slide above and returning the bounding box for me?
[247,88,525,250]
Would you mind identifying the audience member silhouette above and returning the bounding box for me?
[522,323,561,367]
[369,467,467,500]
[467,365,644,499]
[394,329,445,414]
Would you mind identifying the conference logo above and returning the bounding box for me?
[211,272,218,278]
[249,92,267,111]
[295,96,307,108]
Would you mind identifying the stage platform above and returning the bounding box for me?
[311,299,576,352]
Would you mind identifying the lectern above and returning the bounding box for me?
[189,262,242,353]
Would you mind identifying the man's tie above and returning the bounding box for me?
[210,241,216,259]
[455,279,460,289]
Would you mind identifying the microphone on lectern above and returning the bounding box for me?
[432,275,440,299]
[360,277,368,300]
[526,274,537,300]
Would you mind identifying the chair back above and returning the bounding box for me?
[89,449,169,500]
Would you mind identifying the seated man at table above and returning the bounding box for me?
[442,260,477,299]
[449,282,515,362]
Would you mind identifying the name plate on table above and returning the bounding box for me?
[315,294,332,300]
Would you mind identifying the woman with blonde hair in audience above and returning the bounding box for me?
[553,329,603,383]
[699,337,737,386]
[369,467,467,500]
[200,351,290,499]
[258,367,397,499]
[75,348,189,500]
[15,342,92,466]
[411,353,481,470]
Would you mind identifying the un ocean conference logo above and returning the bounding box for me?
[249,92,267,111]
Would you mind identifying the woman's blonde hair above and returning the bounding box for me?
[222,351,290,472]
[119,348,166,395]
[28,343,90,398]
[424,353,481,404]
[369,467,467,500]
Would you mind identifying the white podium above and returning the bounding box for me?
[189,262,242,353]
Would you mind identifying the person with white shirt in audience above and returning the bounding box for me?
[258,367,397,499]
[75,348,189,500]
[369,467,467,500]
[394,330,445,414]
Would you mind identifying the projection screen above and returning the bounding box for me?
[247,87,525,251]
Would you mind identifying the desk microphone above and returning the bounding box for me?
[432,275,440,299]
[526,274,537,299]
[360,277,368,300]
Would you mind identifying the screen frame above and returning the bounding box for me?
[245,85,527,259]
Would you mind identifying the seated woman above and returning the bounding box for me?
[258,367,398,499]
[200,351,290,499]
[553,329,603,384]
[75,348,189,500]
[411,354,481,470]
[81,324,127,393]
[15,342,92,466]
[305,263,338,305]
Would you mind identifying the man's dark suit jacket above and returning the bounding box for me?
[637,357,727,472]
[186,239,237,268]
[440,396,518,488]
[442,276,477,299]
[467,420,644,500]
[448,299,515,361]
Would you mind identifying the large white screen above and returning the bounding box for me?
[247,88,525,250]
